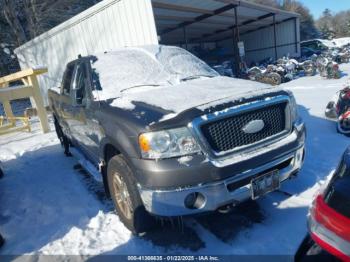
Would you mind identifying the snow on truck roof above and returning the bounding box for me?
[90,45,219,98]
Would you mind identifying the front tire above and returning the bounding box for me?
[53,116,71,156]
[0,233,4,248]
[107,155,155,234]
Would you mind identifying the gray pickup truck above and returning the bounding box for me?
[49,45,306,234]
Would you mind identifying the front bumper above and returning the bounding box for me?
[138,128,305,216]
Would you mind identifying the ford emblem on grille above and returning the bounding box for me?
[242,120,265,134]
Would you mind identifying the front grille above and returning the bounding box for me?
[201,102,288,153]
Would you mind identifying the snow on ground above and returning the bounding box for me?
[1,65,350,257]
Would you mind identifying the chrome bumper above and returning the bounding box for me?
[138,145,305,217]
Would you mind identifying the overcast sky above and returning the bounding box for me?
[299,0,350,19]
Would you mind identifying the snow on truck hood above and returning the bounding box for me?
[90,45,281,122]
[104,76,280,121]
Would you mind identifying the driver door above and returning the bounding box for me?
[69,60,100,164]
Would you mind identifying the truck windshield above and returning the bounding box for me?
[90,49,170,98]
[154,45,218,82]
[90,46,218,100]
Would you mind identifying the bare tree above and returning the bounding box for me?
[1,0,28,45]
[0,0,99,76]
[0,0,99,45]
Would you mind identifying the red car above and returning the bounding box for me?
[306,148,350,261]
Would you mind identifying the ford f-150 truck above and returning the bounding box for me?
[49,45,306,234]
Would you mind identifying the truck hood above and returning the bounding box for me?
[103,76,286,128]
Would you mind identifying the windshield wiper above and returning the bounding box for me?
[180,75,214,82]
[120,84,161,93]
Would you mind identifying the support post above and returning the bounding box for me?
[27,75,50,133]
[294,17,298,53]
[273,14,278,60]
[0,83,15,126]
[0,68,49,134]
[232,7,241,78]
[183,26,188,50]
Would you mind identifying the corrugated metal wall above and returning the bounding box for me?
[14,0,158,103]
[241,19,300,64]
[218,18,300,66]
[241,18,300,65]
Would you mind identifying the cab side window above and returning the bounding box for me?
[62,63,75,95]
[73,62,88,105]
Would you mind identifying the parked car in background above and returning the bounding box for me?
[301,39,334,52]
[49,45,306,234]
[301,47,321,58]
[296,147,350,262]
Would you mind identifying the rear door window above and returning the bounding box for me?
[73,62,88,105]
[62,63,76,95]
[325,161,350,218]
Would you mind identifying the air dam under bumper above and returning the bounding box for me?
[138,143,305,217]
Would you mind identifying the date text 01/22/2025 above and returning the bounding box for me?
[127,256,220,261]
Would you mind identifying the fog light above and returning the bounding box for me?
[184,192,206,209]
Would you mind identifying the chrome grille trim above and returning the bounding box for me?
[189,95,292,158]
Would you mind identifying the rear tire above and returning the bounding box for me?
[107,155,155,234]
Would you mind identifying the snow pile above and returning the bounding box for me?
[317,39,337,48]
[303,38,350,49]
[1,65,350,256]
[332,37,350,48]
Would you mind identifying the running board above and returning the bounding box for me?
[70,148,103,183]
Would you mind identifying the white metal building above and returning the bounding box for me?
[14,0,300,101]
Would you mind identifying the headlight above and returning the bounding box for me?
[139,127,201,159]
[289,93,298,122]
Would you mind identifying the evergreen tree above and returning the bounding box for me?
[317,8,336,39]
[281,0,320,40]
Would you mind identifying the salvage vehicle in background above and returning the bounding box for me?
[301,47,322,59]
[325,86,350,135]
[247,65,281,85]
[49,45,306,234]
[301,39,333,52]
[316,55,341,79]
[296,147,350,262]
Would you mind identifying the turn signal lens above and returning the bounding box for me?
[139,134,151,152]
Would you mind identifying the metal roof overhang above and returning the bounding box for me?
[151,0,300,45]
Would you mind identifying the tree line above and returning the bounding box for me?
[252,0,350,40]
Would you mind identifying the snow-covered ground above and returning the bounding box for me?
[1,65,350,257]
[333,37,350,48]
